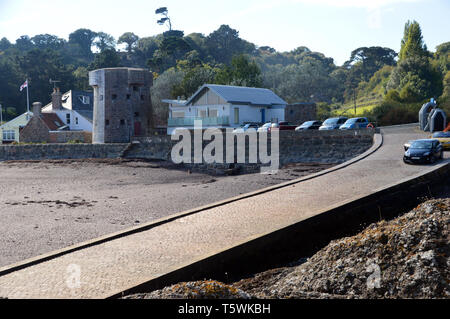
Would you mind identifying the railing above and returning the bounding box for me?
[168,116,229,127]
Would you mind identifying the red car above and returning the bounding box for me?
[268,121,297,132]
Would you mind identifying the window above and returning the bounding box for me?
[197,109,207,118]
[126,94,131,100]
[172,111,185,118]
[105,119,109,126]
[120,119,125,125]
[133,86,138,91]
[209,109,218,117]
[112,94,117,100]
[140,95,145,101]
[134,112,140,117]
[78,96,90,104]
[2,130,15,141]
[66,113,70,124]
[75,117,79,125]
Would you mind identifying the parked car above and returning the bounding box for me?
[319,117,348,130]
[268,121,297,132]
[339,117,369,130]
[403,139,443,164]
[233,123,259,133]
[257,122,272,132]
[295,120,323,131]
[430,131,450,150]
[404,140,414,151]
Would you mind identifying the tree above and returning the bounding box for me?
[69,28,97,59]
[0,37,12,51]
[31,34,66,51]
[399,20,428,61]
[150,68,184,125]
[15,35,34,51]
[118,32,139,53]
[155,7,172,31]
[215,54,262,87]
[16,49,75,113]
[94,32,116,52]
[172,63,218,98]
[343,46,397,82]
[89,48,121,70]
[206,25,254,64]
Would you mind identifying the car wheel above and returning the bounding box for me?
[430,155,436,164]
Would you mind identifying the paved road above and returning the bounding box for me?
[0,124,448,298]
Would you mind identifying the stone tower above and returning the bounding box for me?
[89,67,153,143]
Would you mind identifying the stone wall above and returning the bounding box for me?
[0,143,128,161]
[285,103,317,125]
[0,130,374,175]
[128,129,375,174]
[48,131,92,143]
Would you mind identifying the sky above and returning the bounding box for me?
[0,0,449,66]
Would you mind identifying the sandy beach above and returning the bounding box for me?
[0,158,334,267]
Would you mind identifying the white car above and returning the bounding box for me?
[257,122,272,132]
[233,123,259,133]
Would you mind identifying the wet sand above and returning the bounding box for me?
[0,158,334,267]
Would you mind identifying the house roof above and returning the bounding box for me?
[42,90,93,121]
[40,113,65,131]
[0,111,33,129]
[185,84,287,107]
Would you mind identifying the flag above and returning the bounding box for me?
[20,80,28,92]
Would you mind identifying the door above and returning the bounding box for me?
[134,121,141,136]
[261,108,266,123]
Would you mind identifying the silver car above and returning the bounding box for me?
[319,117,348,130]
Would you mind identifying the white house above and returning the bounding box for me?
[164,84,287,134]
[41,89,93,132]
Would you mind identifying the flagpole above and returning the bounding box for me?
[26,78,29,113]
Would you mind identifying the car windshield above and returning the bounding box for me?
[432,132,450,138]
[410,141,433,149]
[262,123,271,127]
[346,118,358,124]
[301,121,314,126]
[323,118,338,124]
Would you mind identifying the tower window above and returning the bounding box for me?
[120,119,125,125]
[140,95,144,100]
[126,94,131,100]
[112,94,117,100]
[105,119,110,126]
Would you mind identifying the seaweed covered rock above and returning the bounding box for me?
[234,199,449,299]
[124,280,251,299]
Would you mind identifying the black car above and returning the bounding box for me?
[403,139,443,164]
[295,120,323,131]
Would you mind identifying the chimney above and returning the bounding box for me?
[32,102,42,117]
[51,87,62,110]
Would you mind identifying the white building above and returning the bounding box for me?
[165,84,286,134]
[41,89,93,132]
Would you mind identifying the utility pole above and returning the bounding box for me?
[354,89,356,115]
